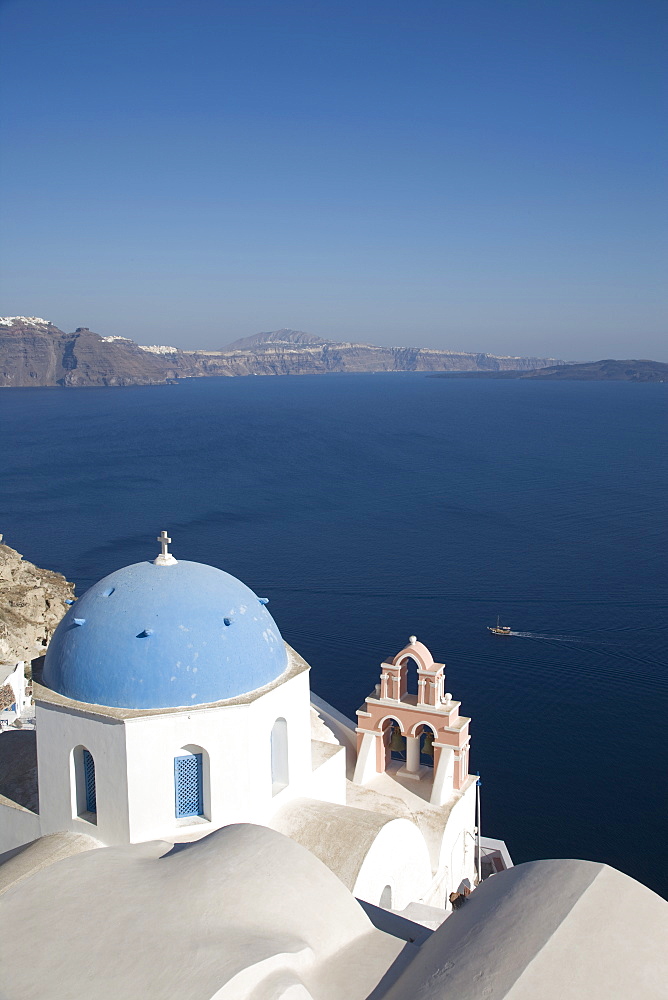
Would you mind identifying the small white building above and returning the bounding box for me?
[0,532,491,912]
[0,661,30,729]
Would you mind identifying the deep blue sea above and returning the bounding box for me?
[2,373,667,897]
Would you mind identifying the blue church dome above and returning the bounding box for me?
[43,556,289,710]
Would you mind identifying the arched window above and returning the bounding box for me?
[271,718,289,795]
[398,655,419,697]
[174,750,204,819]
[379,885,393,909]
[73,745,97,822]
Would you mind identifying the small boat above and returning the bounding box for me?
[488,616,511,635]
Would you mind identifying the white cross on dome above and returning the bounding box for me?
[154,529,177,566]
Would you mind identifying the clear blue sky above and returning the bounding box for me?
[1,0,666,359]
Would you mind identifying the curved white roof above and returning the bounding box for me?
[2,833,666,1000]
[0,823,403,1000]
[272,796,432,899]
[382,858,668,1000]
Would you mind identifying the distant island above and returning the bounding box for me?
[0,317,564,388]
[429,359,668,383]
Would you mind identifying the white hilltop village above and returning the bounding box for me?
[0,532,666,1000]
[100,334,180,353]
[0,315,180,353]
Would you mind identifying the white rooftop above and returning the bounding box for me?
[1,827,666,999]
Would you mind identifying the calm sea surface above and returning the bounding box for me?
[2,373,667,897]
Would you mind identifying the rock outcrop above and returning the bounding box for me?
[0,537,74,664]
[430,359,668,382]
[0,318,565,388]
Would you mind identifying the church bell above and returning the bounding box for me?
[389,726,405,752]
[421,732,434,757]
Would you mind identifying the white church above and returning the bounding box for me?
[0,533,666,1000]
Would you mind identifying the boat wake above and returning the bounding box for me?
[508,631,584,642]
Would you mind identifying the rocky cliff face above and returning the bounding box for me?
[194,330,564,377]
[0,318,564,387]
[0,317,201,387]
[192,344,563,376]
[0,537,74,664]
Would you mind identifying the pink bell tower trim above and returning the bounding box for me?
[354,637,472,802]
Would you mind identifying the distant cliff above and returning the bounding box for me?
[0,317,201,387]
[0,318,565,387]
[196,328,565,377]
[430,359,668,382]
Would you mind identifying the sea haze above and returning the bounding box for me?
[2,373,666,898]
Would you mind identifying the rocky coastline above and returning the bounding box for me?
[0,318,565,388]
[429,359,668,382]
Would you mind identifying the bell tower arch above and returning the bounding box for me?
[353,636,471,806]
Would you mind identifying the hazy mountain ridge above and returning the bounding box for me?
[0,318,565,387]
[223,329,333,350]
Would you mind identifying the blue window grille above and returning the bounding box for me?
[82,748,97,813]
[174,754,203,818]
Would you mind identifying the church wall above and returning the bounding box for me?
[305,742,346,806]
[353,818,433,911]
[0,802,41,855]
[436,781,477,903]
[35,701,130,844]
[258,670,315,820]
[124,707,237,843]
[123,670,316,844]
